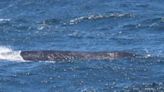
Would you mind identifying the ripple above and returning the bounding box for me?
[123,82,164,92]
[122,17,164,30]
[142,17,164,24]
[36,18,61,30]
[0,18,11,26]
[0,19,11,22]
[77,86,98,92]
[40,18,60,25]
[122,24,142,29]
[135,3,149,8]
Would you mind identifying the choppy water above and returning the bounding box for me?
[0,0,164,92]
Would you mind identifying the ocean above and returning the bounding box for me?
[0,0,164,91]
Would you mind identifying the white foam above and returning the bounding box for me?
[0,18,10,22]
[0,46,24,61]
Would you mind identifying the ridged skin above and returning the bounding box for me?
[20,51,136,61]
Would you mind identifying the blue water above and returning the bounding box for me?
[0,0,164,91]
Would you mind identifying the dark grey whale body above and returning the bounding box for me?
[20,51,137,61]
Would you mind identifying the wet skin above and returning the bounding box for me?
[20,50,137,61]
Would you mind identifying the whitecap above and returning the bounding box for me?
[0,18,11,22]
[69,13,134,25]
[0,46,24,62]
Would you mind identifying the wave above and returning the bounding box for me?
[68,13,134,25]
[0,18,11,22]
[0,46,24,61]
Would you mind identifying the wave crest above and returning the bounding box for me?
[69,13,134,25]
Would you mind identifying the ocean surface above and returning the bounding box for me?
[0,0,164,92]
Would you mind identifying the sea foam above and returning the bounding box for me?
[0,46,24,61]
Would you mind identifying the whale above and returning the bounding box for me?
[20,50,137,61]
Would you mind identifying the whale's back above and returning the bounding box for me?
[20,51,136,61]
